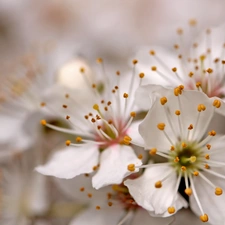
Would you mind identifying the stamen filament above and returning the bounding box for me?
[189,176,205,215]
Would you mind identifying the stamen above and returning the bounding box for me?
[189,176,205,216]
[117,210,133,225]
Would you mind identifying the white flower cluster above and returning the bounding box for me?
[1,22,225,225]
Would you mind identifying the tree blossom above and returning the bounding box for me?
[54,173,171,225]
[135,23,225,99]
[125,84,225,224]
[36,59,145,189]
[0,46,72,160]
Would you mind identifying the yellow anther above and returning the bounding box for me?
[160,97,168,105]
[88,193,92,198]
[93,104,99,110]
[149,148,157,155]
[96,58,103,63]
[91,118,96,123]
[96,206,101,210]
[185,188,192,196]
[40,120,46,126]
[188,124,193,130]
[179,85,184,90]
[177,28,183,35]
[123,136,132,145]
[190,156,197,163]
[151,66,157,71]
[80,187,85,192]
[108,202,113,206]
[206,28,211,34]
[149,50,155,55]
[172,67,177,72]
[132,59,138,65]
[93,165,98,171]
[40,102,46,107]
[189,72,194,77]
[193,171,199,176]
[200,55,206,61]
[197,104,206,112]
[130,111,136,117]
[213,99,221,108]
[205,154,210,160]
[155,181,162,188]
[76,137,82,142]
[116,71,120,75]
[182,142,187,148]
[139,72,145,78]
[65,140,71,146]
[205,164,210,169]
[80,67,85,73]
[200,214,208,222]
[175,110,181,115]
[206,144,211,150]
[206,68,213,74]
[123,93,129,98]
[215,187,223,196]
[174,44,179,49]
[208,130,216,136]
[189,19,197,26]
[196,82,201,88]
[138,154,143,159]
[168,207,176,214]
[181,166,186,171]
[170,146,175,151]
[127,164,135,172]
[157,123,165,130]
[174,86,182,96]
[174,157,180,163]
[92,84,96,88]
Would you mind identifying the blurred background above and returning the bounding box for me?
[1,0,225,67]
[1,0,225,224]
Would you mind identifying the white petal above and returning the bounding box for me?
[190,169,225,224]
[92,145,142,189]
[134,84,171,111]
[172,209,207,225]
[36,144,99,179]
[127,120,144,146]
[69,207,125,225]
[135,46,182,86]
[139,88,214,149]
[131,209,170,225]
[125,165,187,217]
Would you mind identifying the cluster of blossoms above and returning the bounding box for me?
[2,21,225,225]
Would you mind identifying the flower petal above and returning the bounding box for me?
[190,169,225,224]
[132,208,170,225]
[135,46,182,86]
[36,144,99,179]
[134,84,171,111]
[139,87,215,149]
[92,144,142,189]
[124,165,187,217]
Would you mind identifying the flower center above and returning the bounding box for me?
[112,184,139,210]
[169,141,203,175]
